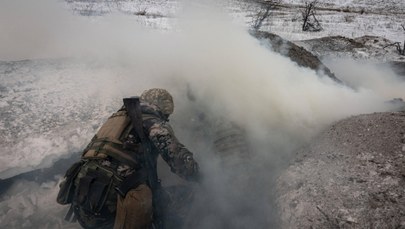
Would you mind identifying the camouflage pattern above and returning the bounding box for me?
[140,88,174,116]
[65,90,199,229]
[146,110,199,181]
[97,101,199,181]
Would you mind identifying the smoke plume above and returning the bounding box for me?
[0,0,404,228]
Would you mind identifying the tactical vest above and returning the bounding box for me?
[59,107,161,228]
[82,109,141,168]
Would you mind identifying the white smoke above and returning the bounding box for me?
[1,0,404,228]
[325,59,405,99]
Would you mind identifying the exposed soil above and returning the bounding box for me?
[296,35,405,62]
[251,31,342,83]
[300,36,365,53]
[277,111,405,228]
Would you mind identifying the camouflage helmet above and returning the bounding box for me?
[140,88,174,115]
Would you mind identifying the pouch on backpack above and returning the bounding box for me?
[74,162,116,213]
[57,161,84,205]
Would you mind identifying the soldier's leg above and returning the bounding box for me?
[114,184,153,229]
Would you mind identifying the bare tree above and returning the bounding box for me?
[301,0,322,32]
[399,24,405,55]
[384,24,405,55]
[391,42,405,55]
[251,0,282,31]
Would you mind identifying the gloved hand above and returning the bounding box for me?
[184,155,198,172]
[183,155,201,182]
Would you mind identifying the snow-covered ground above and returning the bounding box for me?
[0,59,125,179]
[230,0,405,42]
[1,0,405,228]
[63,0,405,42]
[60,0,405,64]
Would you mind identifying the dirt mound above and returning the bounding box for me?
[297,35,405,63]
[251,31,341,83]
[277,111,405,228]
[312,36,365,52]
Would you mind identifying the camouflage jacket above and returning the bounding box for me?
[139,103,200,181]
[97,103,199,182]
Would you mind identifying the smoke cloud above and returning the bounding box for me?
[1,0,404,228]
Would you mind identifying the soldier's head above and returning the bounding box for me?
[140,88,174,117]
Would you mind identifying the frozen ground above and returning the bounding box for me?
[63,0,405,43]
[277,111,405,228]
[0,59,124,179]
[1,0,405,228]
[230,0,405,42]
[63,0,405,62]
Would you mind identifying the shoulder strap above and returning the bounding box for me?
[114,98,157,197]
[123,98,159,189]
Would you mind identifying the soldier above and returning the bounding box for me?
[57,88,200,229]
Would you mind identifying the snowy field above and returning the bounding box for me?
[64,0,405,42]
[1,0,405,228]
[250,0,405,41]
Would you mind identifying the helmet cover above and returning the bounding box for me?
[140,88,174,115]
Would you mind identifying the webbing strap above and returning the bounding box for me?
[64,204,76,222]
[87,140,141,169]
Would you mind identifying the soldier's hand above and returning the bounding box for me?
[183,155,201,182]
[184,155,198,171]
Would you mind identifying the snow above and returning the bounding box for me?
[277,111,405,228]
[0,59,124,179]
[61,0,405,43]
[0,0,405,228]
[65,0,179,29]
[224,0,405,42]
[0,180,79,228]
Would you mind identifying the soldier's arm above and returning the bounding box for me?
[147,120,200,181]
